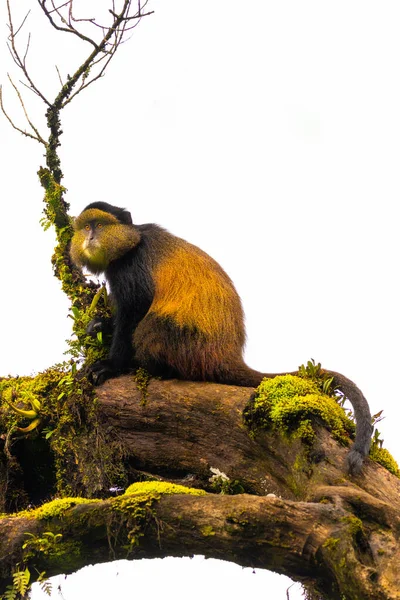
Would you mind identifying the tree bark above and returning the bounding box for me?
[1,377,400,599]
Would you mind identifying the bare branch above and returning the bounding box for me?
[6,0,51,106]
[10,10,31,38]
[47,0,70,15]
[55,65,64,87]
[54,0,135,108]
[68,1,95,24]
[38,0,98,49]
[22,32,31,65]
[109,9,154,20]
[18,78,43,98]
[6,75,47,144]
[3,0,154,188]
[0,84,46,145]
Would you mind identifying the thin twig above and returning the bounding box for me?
[0,84,46,145]
[12,10,31,38]
[55,0,134,107]
[7,74,47,144]
[22,32,31,65]
[18,79,42,98]
[55,65,63,87]
[47,0,70,15]
[6,0,51,106]
[109,9,154,20]
[39,0,98,49]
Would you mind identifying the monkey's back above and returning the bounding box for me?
[133,225,246,380]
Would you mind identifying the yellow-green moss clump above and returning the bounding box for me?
[12,497,101,520]
[244,375,355,448]
[124,481,206,496]
[133,368,152,405]
[370,445,400,477]
[112,482,206,547]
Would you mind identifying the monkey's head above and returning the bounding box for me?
[70,202,141,274]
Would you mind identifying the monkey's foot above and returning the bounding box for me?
[85,359,124,386]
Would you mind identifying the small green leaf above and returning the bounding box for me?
[71,306,81,320]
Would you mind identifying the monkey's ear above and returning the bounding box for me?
[119,208,133,225]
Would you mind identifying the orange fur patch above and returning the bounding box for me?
[148,239,244,340]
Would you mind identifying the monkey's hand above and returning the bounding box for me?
[86,316,113,338]
[85,359,127,386]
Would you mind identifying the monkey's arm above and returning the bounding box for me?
[87,307,138,385]
[86,315,114,338]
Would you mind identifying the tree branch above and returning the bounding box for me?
[38,0,99,49]
[0,483,398,599]
[0,82,46,144]
[6,75,46,144]
[1,377,400,599]
[6,0,51,106]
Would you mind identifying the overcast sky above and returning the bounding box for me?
[1,1,400,598]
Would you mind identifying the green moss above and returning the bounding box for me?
[370,445,400,477]
[133,368,152,405]
[201,525,215,536]
[12,497,101,520]
[322,537,340,550]
[112,483,207,546]
[341,515,363,536]
[112,489,160,546]
[285,453,313,498]
[35,497,100,520]
[38,168,112,368]
[124,481,206,496]
[244,375,355,448]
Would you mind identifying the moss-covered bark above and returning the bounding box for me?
[1,376,400,599]
[0,480,399,600]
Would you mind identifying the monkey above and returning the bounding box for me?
[70,201,373,474]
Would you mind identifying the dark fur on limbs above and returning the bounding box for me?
[70,201,373,474]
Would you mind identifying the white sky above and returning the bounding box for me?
[1,1,399,599]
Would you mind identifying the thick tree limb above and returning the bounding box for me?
[0,483,398,599]
[1,377,400,599]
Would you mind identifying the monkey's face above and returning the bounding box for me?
[70,208,141,274]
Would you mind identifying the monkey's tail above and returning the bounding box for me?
[220,363,373,475]
[322,370,373,475]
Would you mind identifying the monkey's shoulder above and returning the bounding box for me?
[136,223,216,260]
[135,223,233,287]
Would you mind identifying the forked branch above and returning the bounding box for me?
[0,75,47,145]
[3,0,153,158]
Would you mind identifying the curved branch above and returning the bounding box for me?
[38,0,99,49]
[0,489,398,599]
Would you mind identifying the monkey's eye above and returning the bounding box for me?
[96,223,103,229]
[85,224,90,231]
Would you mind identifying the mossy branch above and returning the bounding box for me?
[0,479,399,600]
[1,373,400,599]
